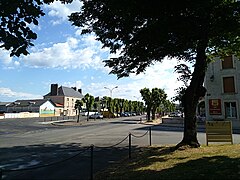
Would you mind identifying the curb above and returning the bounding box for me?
[38,120,75,125]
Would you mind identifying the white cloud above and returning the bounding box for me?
[0,87,42,99]
[0,49,21,69]
[126,58,185,100]
[61,81,84,90]
[0,49,13,65]
[45,0,82,25]
[20,35,107,70]
[79,58,186,100]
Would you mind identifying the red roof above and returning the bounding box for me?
[55,103,63,107]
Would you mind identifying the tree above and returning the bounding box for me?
[140,88,152,121]
[132,101,138,114]
[82,93,94,121]
[151,88,167,120]
[113,98,121,117]
[101,96,108,111]
[75,99,83,123]
[140,87,167,120]
[123,99,129,113]
[164,100,175,115]
[0,0,73,57]
[69,0,240,148]
[138,101,145,115]
[104,96,113,118]
[172,63,192,110]
[128,100,133,114]
[119,98,125,116]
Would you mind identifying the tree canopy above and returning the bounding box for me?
[69,0,240,78]
[0,0,72,56]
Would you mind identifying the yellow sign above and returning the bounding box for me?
[206,121,233,145]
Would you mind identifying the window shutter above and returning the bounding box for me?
[223,77,235,93]
[222,56,233,69]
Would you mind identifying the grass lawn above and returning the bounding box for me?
[94,144,240,180]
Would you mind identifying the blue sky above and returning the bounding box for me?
[0,1,185,102]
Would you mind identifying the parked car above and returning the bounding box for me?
[169,112,182,117]
[81,111,96,116]
[131,112,137,116]
[89,112,103,119]
[123,112,131,116]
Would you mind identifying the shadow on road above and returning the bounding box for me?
[0,143,138,180]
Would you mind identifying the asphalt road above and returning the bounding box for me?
[0,116,239,180]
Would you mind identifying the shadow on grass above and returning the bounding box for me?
[94,146,240,180]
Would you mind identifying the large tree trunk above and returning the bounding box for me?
[77,109,80,123]
[147,108,151,121]
[176,39,208,149]
[151,108,156,120]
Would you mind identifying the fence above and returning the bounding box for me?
[42,115,77,122]
[0,127,152,180]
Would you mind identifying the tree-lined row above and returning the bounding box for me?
[75,87,175,122]
[140,88,175,121]
[75,94,145,121]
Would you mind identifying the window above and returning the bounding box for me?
[72,99,74,108]
[222,56,233,69]
[223,76,235,93]
[224,102,237,118]
[67,98,69,107]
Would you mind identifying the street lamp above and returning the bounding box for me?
[104,86,118,98]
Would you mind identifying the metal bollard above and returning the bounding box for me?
[149,127,152,146]
[0,168,2,180]
[90,145,94,180]
[129,133,132,159]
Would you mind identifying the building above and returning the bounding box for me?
[204,55,240,129]
[44,84,84,116]
[0,102,11,113]
[7,99,56,117]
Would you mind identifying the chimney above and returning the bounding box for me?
[72,87,77,91]
[78,89,82,94]
[51,84,58,96]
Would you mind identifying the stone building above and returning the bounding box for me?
[44,84,84,116]
[204,55,240,129]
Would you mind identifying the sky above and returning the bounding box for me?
[0,1,186,102]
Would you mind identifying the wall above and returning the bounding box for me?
[4,112,39,119]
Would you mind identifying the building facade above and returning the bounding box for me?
[205,55,240,129]
[7,99,56,117]
[44,84,84,116]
